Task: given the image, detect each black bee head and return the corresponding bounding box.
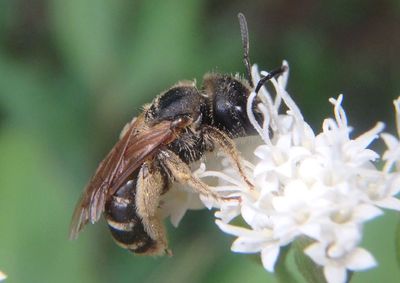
[203,74,262,138]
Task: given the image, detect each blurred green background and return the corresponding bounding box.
[0,0,399,282]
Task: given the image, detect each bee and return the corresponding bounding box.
[69,13,286,255]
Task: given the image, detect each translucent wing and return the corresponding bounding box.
[69,114,180,239]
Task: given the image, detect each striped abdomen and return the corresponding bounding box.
[104,173,156,254]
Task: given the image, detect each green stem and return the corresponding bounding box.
[396,216,400,268]
[293,238,327,283]
[275,245,300,283]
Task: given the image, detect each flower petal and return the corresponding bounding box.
[261,245,280,272]
[381,133,398,151]
[231,237,265,253]
[304,242,327,266]
[374,197,400,211]
[352,204,383,222]
[324,265,347,283]
[346,248,377,271]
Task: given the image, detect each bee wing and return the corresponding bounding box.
[69,116,177,239]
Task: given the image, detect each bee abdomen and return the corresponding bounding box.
[104,179,156,254]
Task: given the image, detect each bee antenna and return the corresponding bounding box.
[255,65,288,94]
[238,13,254,88]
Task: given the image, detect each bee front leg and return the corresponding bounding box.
[203,126,254,189]
[136,162,170,255]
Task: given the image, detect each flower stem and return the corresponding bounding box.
[293,238,327,283]
[275,245,299,283]
[396,216,400,268]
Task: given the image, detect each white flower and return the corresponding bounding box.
[158,60,400,283]
[305,242,377,283]
[382,98,400,172]
[160,184,204,227]
[192,62,400,283]
[160,163,206,227]
[216,220,280,272]
[0,271,6,281]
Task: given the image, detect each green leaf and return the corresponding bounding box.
[293,238,327,283]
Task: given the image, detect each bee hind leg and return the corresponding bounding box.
[136,162,170,255]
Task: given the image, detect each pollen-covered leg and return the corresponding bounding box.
[203,126,254,189]
[135,162,170,255]
[157,149,227,202]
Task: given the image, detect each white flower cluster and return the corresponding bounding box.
[165,62,400,283]
[0,271,6,281]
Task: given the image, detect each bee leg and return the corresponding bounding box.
[203,126,254,189]
[157,150,227,201]
[136,162,170,255]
